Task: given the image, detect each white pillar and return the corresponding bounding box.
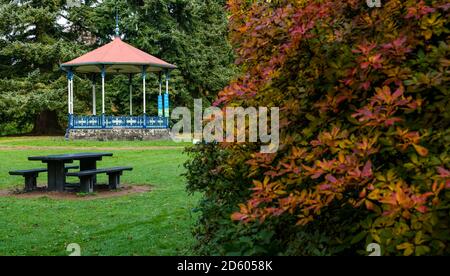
[92,77,96,115]
[71,80,73,113]
[67,77,71,114]
[101,68,105,114]
[142,68,146,114]
[158,75,163,117]
[165,74,169,94]
[71,78,74,113]
[165,72,169,118]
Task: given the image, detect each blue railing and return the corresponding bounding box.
[69,114,169,129]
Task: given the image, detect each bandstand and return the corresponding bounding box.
[61,32,176,140]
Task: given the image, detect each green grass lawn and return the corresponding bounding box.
[0,137,198,256]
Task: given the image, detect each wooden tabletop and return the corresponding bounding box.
[28,152,113,161]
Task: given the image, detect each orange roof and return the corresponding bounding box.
[61,37,176,74]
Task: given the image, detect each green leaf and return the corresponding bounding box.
[415,245,430,256]
[351,231,367,244]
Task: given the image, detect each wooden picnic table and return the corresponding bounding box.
[28,153,113,192]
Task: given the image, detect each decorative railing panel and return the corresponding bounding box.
[70,115,168,129]
[105,116,145,128]
[71,115,103,129]
[146,116,168,129]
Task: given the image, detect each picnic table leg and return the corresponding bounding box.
[108,172,121,189]
[80,159,97,185]
[24,174,37,192]
[47,161,66,192]
[80,175,94,193]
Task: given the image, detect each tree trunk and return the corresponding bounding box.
[32,110,64,135]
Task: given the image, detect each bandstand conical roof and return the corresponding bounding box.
[61,37,176,74]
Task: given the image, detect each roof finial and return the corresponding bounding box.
[115,2,120,37]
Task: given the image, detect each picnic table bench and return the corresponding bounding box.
[9,165,79,191]
[67,166,133,193]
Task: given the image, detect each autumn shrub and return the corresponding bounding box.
[185,0,450,255]
[185,142,280,255]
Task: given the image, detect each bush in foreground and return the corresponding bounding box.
[185,0,450,256]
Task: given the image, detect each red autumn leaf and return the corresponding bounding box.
[249,198,263,207]
[360,81,371,90]
[319,184,332,191]
[265,207,284,216]
[375,86,393,104]
[437,166,450,178]
[393,36,407,47]
[415,205,428,214]
[351,107,374,121]
[231,212,247,221]
[392,86,404,100]
[405,1,436,19]
[352,43,376,55]
[360,61,370,69]
[365,200,374,210]
[384,117,402,126]
[370,54,383,69]
[359,189,367,198]
[361,160,373,178]
[325,174,338,183]
[311,171,323,179]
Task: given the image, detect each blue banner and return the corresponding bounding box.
[158,94,163,117]
[164,93,169,118]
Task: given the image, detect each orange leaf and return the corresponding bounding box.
[365,200,374,210]
[412,144,429,157]
[231,212,247,221]
[395,185,407,205]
